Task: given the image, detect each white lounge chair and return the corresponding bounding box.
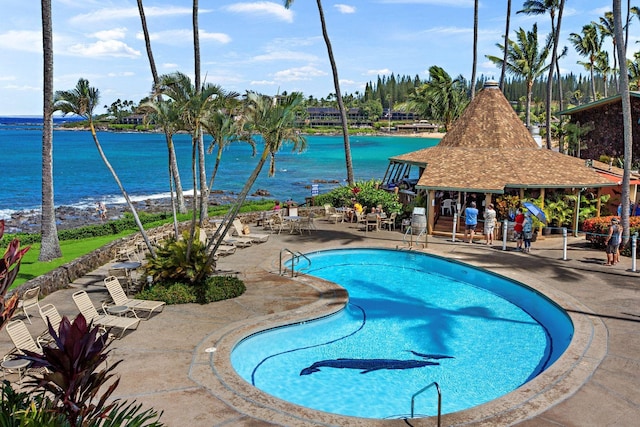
[198,229,236,256]
[2,320,44,383]
[72,290,140,339]
[103,276,165,320]
[210,223,253,248]
[17,286,41,324]
[37,303,63,345]
[232,219,269,243]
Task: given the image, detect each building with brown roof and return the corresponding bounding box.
[382,81,616,236]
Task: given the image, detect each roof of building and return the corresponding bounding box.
[389,81,616,193]
[558,91,640,115]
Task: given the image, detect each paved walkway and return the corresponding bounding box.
[2,219,639,426]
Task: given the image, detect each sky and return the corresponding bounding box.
[1,0,638,116]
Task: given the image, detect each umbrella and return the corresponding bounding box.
[522,201,547,225]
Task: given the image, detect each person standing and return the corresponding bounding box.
[484,203,497,246]
[604,218,622,266]
[464,201,478,243]
[523,212,533,253]
[514,209,525,251]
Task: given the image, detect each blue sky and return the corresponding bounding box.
[0,1,635,115]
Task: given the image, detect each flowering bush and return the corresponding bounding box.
[582,216,640,249]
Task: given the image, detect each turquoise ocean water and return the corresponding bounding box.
[0,117,439,219]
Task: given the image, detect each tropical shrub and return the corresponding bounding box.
[314,180,403,214]
[1,219,29,330]
[583,216,640,251]
[137,282,196,305]
[143,228,214,285]
[137,275,245,305]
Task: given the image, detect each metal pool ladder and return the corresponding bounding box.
[410,381,441,426]
[279,248,311,277]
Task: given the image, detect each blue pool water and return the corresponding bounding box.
[231,249,573,419]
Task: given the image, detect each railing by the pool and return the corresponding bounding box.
[410,381,441,426]
[279,248,311,277]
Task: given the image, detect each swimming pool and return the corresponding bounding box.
[231,248,574,419]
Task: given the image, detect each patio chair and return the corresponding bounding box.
[381,212,398,231]
[441,199,454,216]
[326,206,343,224]
[232,219,269,243]
[103,276,166,320]
[210,223,253,248]
[265,212,286,234]
[72,290,140,339]
[365,213,380,232]
[17,286,41,324]
[2,320,44,383]
[356,211,367,230]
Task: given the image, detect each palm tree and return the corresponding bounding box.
[401,66,468,132]
[54,79,156,258]
[197,92,307,282]
[39,0,61,262]
[614,0,633,244]
[594,50,611,97]
[471,0,479,99]
[202,106,254,191]
[517,0,564,149]
[192,0,209,221]
[569,23,603,101]
[598,12,619,91]
[284,0,354,186]
[499,0,512,91]
[486,24,551,128]
[136,0,187,216]
[628,53,640,90]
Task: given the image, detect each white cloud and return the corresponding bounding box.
[0,30,41,53]
[273,66,327,81]
[69,6,194,24]
[250,79,277,85]
[0,76,16,81]
[225,2,294,23]
[92,28,128,41]
[139,30,231,45]
[162,63,179,69]
[3,84,39,91]
[107,71,135,77]
[378,0,472,6]
[335,4,356,14]
[67,40,141,58]
[365,68,392,75]
[252,50,319,62]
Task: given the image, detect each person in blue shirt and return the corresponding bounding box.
[464,201,478,243]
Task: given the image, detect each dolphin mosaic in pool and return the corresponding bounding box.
[300,352,453,375]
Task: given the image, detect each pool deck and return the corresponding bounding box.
[2,219,639,426]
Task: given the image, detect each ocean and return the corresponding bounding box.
[0,116,439,219]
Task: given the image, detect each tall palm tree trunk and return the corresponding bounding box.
[499,0,511,90]
[471,0,478,99]
[614,0,633,243]
[39,0,62,261]
[192,0,209,221]
[88,121,156,258]
[136,0,187,215]
[316,0,354,185]
[545,0,564,150]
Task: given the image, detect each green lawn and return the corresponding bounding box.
[14,231,134,287]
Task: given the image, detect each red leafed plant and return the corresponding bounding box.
[0,219,30,331]
[351,186,361,195]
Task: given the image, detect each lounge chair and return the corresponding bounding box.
[37,303,63,345]
[232,219,269,243]
[16,286,41,324]
[2,320,44,383]
[72,290,140,339]
[103,276,165,320]
[198,229,236,256]
[210,223,253,248]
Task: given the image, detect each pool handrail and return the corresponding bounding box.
[410,381,441,425]
[279,248,311,277]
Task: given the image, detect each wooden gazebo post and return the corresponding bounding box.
[539,188,546,236]
[427,190,436,234]
[596,188,602,217]
[572,188,580,237]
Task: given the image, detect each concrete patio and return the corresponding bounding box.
[1,218,639,426]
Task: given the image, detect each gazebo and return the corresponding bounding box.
[386,81,617,236]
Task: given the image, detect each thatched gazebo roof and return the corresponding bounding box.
[390,81,616,194]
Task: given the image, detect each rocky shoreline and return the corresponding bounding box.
[4,190,273,234]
